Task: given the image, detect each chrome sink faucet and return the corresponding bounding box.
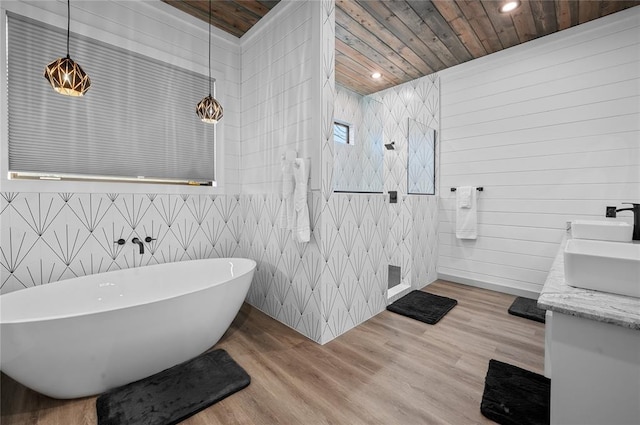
[606,203,640,241]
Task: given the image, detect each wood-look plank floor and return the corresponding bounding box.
[1,280,545,425]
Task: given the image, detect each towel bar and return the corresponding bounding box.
[451,187,483,192]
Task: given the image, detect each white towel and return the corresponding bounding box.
[292,158,310,243]
[456,186,477,239]
[279,159,295,230]
[457,186,472,209]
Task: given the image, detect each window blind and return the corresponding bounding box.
[7,13,216,184]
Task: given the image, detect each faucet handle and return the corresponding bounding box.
[114,238,125,245]
[144,236,156,243]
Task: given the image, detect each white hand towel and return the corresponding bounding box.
[456,186,477,239]
[457,186,472,209]
[279,159,295,230]
[292,158,310,243]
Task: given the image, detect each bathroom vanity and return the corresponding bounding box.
[538,236,640,425]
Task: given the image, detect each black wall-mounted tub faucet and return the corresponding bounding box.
[132,237,144,254]
[607,203,640,241]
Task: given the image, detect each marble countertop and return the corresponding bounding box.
[537,233,640,330]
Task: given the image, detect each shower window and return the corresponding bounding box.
[334,121,351,145]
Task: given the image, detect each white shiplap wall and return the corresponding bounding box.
[239,0,319,194]
[438,8,640,297]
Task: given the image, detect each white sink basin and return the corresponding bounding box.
[564,239,640,298]
[571,219,633,242]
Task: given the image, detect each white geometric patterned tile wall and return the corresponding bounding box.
[320,0,336,201]
[238,192,324,343]
[0,190,327,343]
[411,195,439,287]
[0,189,437,345]
[313,192,438,343]
[318,193,390,343]
[0,192,241,294]
[375,76,441,294]
[373,74,440,196]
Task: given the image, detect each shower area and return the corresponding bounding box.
[319,73,442,340]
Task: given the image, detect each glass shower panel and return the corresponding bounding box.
[407,118,435,195]
[333,89,384,193]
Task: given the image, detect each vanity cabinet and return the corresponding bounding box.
[546,311,640,424]
[539,236,640,425]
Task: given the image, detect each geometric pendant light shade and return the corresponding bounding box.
[44,55,91,96]
[196,81,223,123]
[196,0,223,123]
[44,0,90,96]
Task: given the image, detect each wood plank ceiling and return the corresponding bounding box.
[166,0,639,95]
[162,0,280,38]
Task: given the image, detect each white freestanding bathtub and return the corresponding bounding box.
[0,257,256,399]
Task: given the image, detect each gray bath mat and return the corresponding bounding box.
[96,349,250,425]
[386,290,457,324]
[508,297,546,323]
[481,359,550,425]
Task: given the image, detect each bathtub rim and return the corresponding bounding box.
[0,257,256,325]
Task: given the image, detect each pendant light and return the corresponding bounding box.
[44,0,91,96]
[197,0,223,123]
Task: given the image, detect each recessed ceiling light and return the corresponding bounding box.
[499,1,520,13]
[371,72,381,79]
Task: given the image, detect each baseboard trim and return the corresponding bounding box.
[437,273,540,299]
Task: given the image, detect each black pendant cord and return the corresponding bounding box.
[66,0,70,58]
[208,0,211,96]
